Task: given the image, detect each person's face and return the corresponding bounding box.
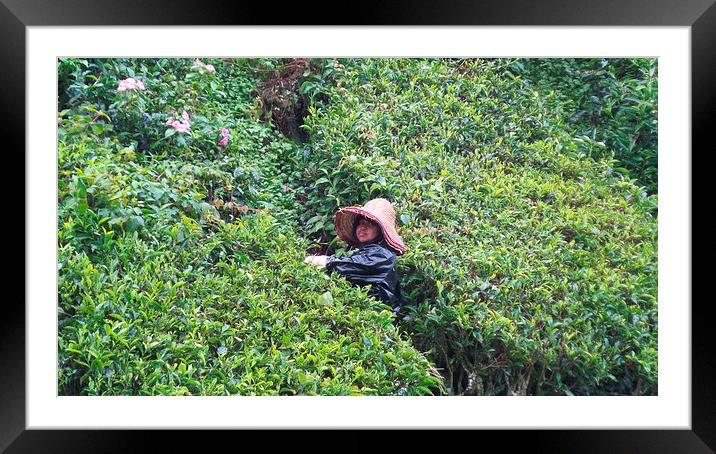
[355,218,379,244]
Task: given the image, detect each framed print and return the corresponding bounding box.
[6,0,714,451]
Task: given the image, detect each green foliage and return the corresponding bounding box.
[58,58,442,396]
[299,59,346,103]
[58,57,658,397]
[300,58,658,395]
[511,58,658,194]
[58,211,442,395]
[59,58,236,155]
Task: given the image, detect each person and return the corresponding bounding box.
[304,198,406,313]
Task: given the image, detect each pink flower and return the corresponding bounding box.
[192,59,217,73]
[117,77,145,92]
[219,128,230,145]
[170,120,190,133]
[166,110,191,133]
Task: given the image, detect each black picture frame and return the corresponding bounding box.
[5,0,713,452]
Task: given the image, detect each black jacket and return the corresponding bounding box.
[325,241,401,308]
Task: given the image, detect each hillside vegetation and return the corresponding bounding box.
[513,58,658,194]
[58,58,441,395]
[58,57,658,396]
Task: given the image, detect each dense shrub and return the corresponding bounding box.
[299,58,658,395]
[511,58,658,194]
[58,210,441,395]
[57,58,442,395]
[58,57,658,396]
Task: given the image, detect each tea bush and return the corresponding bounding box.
[511,58,658,194]
[58,211,442,395]
[58,57,658,396]
[58,58,442,395]
[299,58,658,395]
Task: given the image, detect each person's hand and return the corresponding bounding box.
[304,255,329,268]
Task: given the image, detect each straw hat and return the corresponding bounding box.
[334,198,406,255]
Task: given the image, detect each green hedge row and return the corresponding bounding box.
[299,58,658,395]
[511,58,658,194]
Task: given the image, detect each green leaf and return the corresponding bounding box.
[305,215,324,226]
[126,215,145,232]
[75,177,87,198]
[317,292,333,306]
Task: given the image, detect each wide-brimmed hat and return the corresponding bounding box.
[334,198,406,255]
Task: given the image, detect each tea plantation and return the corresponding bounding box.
[58,57,658,396]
